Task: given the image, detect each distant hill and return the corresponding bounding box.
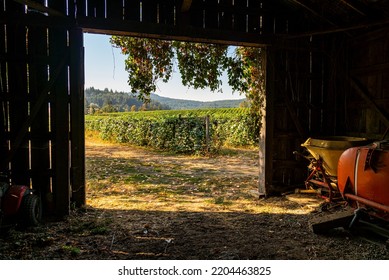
[150,93,246,109]
[85,87,170,112]
[85,87,246,112]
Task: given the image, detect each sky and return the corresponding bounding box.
[83,33,244,102]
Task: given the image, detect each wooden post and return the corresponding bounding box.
[28,25,51,214]
[49,26,70,217]
[205,115,210,152]
[258,47,274,197]
[0,20,7,173]
[70,28,86,207]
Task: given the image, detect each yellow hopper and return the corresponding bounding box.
[302,136,370,177]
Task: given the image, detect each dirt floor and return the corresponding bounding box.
[1,136,389,260]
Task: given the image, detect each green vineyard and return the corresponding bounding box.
[85,108,259,154]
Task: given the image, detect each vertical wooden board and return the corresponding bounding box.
[366,108,380,135]
[233,0,247,32]
[159,1,175,25]
[260,47,275,196]
[124,0,141,21]
[47,0,67,14]
[28,26,52,213]
[274,107,287,131]
[87,0,106,18]
[107,0,124,19]
[0,21,7,172]
[49,26,70,217]
[383,73,389,98]
[368,39,384,68]
[142,0,158,24]
[259,1,274,34]
[76,0,87,17]
[6,23,30,185]
[4,0,25,14]
[204,0,219,29]
[218,0,233,30]
[69,28,86,207]
[67,0,77,17]
[247,1,261,33]
[310,79,324,134]
[187,0,201,27]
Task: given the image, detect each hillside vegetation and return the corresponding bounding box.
[150,94,247,109]
[85,87,246,113]
[85,108,259,154]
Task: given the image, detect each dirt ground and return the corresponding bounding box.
[1,137,389,260]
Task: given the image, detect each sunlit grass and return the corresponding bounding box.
[85,134,319,216]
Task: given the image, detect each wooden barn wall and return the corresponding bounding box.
[0,1,85,217]
[74,0,280,46]
[2,0,358,204]
[265,37,330,193]
[343,28,389,140]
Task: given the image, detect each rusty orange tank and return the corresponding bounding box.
[338,141,389,221]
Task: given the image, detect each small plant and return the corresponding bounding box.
[62,245,81,256]
[90,226,110,235]
[214,196,225,204]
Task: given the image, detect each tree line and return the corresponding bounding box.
[85,87,170,114]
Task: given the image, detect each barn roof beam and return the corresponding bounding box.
[288,0,338,28]
[282,17,389,39]
[339,0,366,16]
[11,0,65,17]
[79,18,270,47]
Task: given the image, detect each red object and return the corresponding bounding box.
[338,143,389,220]
[3,185,28,216]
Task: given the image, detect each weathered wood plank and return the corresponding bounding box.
[0,19,7,172]
[49,25,70,217]
[87,0,105,18]
[124,0,140,21]
[259,48,273,196]
[79,17,270,47]
[28,25,52,214]
[106,0,124,19]
[203,0,219,29]
[158,1,175,25]
[142,0,158,24]
[69,28,86,207]
[351,77,389,128]
[6,21,30,185]
[310,208,355,234]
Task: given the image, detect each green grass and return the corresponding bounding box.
[86,107,250,120]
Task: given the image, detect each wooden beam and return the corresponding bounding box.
[259,47,274,197]
[11,0,65,17]
[339,0,366,16]
[79,18,270,47]
[284,18,389,39]
[181,0,193,13]
[288,0,338,27]
[350,77,389,127]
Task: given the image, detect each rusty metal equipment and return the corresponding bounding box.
[338,140,389,222]
[297,137,370,201]
[301,138,389,238]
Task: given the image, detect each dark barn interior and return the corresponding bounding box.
[1,0,389,218]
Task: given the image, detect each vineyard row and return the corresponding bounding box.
[85,108,259,154]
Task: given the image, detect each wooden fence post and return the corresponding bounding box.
[205,115,210,152]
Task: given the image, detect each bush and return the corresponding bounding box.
[85,108,259,154]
